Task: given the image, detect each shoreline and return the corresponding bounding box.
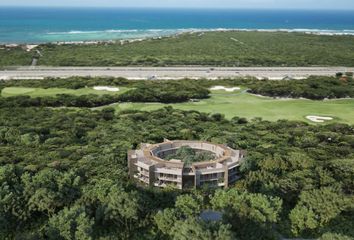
[1,28,354,45]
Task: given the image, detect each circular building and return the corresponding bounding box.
[128,139,245,189]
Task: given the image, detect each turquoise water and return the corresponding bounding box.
[1,7,354,43]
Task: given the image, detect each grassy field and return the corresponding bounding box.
[2,86,354,124]
[111,89,354,124]
[1,31,354,67]
[1,87,130,97]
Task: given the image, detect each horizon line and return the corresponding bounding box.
[1,6,354,11]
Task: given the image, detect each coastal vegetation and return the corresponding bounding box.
[248,75,354,99]
[1,31,354,67]
[0,105,353,239]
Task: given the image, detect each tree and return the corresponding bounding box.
[289,187,350,236]
[172,218,235,240]
[0,165,28,237]
[175,194,204,217]
[105,186,139,222]
[22,169,81,215]
[212,189,282,224]
[166,147,215,164]
[81,180,140,238]
[154,208,179,235]
[47,205,94,240]
[319,232,352,240]
[154,192,234,239]
[327,158,354,194]
[101,107,115,121]
[211,189,282,239]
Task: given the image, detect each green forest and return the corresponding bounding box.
[0,76,353,239]
[1,31,354,67]
[1,107,353,239]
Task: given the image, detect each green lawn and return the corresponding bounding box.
[111,89,354,124]
[3,86,353,124]
[1,87,131,97]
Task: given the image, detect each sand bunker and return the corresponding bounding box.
[210,86,241,92]
[306,116,333,123]
[25,45,38,52]
[93,86,120,92]
[230,37,245,44]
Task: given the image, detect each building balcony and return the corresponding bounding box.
[183,171,196,176]
[134,174,150,184]
[134,162,151,171]
[227,161,240,169]
[155,168,183,175]
[140,172,150,178]
[200,177,223,183]
[154,181,182,189]
[198,166,225,174]
[157,176,182,183]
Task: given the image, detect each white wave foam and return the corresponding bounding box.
[48,29,142,35]
[106,29,138,33]
[46,28,354,37]
[48,30,99,35]
[146,29,164,32]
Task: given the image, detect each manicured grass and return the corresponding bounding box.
[111,89,354,124]
[3,86,353,124]
[1,87,131,97]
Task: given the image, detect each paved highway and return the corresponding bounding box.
[0,67,352,80]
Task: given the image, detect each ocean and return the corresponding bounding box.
[1,7,354,44]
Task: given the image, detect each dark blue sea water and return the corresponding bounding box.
[1,7,354,43]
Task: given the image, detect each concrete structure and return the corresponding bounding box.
[128,139,245,189]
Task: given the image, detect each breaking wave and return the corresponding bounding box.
[46,28,354,36]
[47,29,142,35]
[33,28,354,44]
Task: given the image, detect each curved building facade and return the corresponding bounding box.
[128,139,245,189]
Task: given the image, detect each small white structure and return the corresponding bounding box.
[93,86,120,92]
[306,115,333,123]
[210,86,241,92]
